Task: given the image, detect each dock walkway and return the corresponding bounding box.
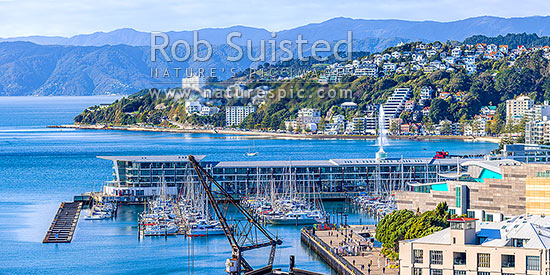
[43,202,82,243]
[301,225,398,275]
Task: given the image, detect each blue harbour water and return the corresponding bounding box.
[0,97,498,274]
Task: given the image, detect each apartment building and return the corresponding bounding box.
[400,216,550,275]
[383,88,412,128]
[181,75,205,91]
[506,96,534,124]
[225,106,255,126]
[184,101,202,114]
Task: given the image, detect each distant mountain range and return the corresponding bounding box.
[3,16,550,47]
[2,16,550,96]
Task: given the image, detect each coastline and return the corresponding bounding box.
[48,124,502,143]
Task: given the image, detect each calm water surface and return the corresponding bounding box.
[0,97,498,274]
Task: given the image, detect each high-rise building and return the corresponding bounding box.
[225,106,255,126]
[181,75,206,91]
[383,88,411,128]
[506,96,534,123]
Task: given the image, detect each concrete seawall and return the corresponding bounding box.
[301,228,362,275]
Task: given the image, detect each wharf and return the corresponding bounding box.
[301,225,398,275]
[43,202,82,243]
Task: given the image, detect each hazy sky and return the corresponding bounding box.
[1,0,549,37]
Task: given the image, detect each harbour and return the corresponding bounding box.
[0,96,500,274]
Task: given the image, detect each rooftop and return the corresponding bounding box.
[410,215,550,249]
[97,155,206,162]
[97,156,469,167]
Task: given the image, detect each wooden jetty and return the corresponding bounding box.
[43,202,82,243]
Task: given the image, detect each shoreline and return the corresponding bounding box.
[48,124,502,143]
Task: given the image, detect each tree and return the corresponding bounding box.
[376,202,450,261]
[429,98,450,123]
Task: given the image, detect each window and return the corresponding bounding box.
[414,268,422,275]
[454,271,466,275]
[430,269,442,275]
[501,254,515,268]
[477,253,490,268]
[467,210,475,218]
[456,186,461,207]
[453,252,466,265]
[485,214,493,222]
[477,272,490,275]
[513,238,527,247]
[430,251,443,265]
[451,222,464,230]
[527,256,540,271]
[414,249,423,264]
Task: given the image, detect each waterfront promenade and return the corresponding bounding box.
[302,225,398,275]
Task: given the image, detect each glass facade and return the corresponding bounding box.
[101,156,462,197]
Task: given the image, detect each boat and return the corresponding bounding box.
[84,201,115,220]
[187,220,225,237]
[143,223,179,236]
[267,211,321,225]
[84,211,111,220]
[246,140,258,156]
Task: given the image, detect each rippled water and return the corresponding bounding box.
[0,96,498,274]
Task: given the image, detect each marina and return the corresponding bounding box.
[0,97,500,274]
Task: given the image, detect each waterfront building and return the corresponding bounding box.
[525,102,550,122]
[99,155,464,200]
[396,159,550,221]
[200,106,220,116]
[506,96,534,124]
[297,108,322,125]
[501,144,550,163]
[225,106,255,126]
[525,119,550,144]
[400,216,550,275]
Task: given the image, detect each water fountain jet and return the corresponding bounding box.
[376,105,388,160]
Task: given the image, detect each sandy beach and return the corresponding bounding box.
[48,124,502,143]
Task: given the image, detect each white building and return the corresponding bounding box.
[340,102,358,110]
[383,88,412,128]
[526,119,550,144]
[451,47,462,57]
[420,86,433,104]
[464,117,488,137]
[225,106,255,126]
[181,75,206,91]
[200,106,220,116]
[400,216,550,275]
[184,101,202,114]
[506,96,534,124]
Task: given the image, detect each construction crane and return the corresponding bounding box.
[188,155,283,275]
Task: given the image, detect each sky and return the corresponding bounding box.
[0,0,549,37]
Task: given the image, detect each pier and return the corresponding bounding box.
[43,202,82,243]
[301,225,398,275]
